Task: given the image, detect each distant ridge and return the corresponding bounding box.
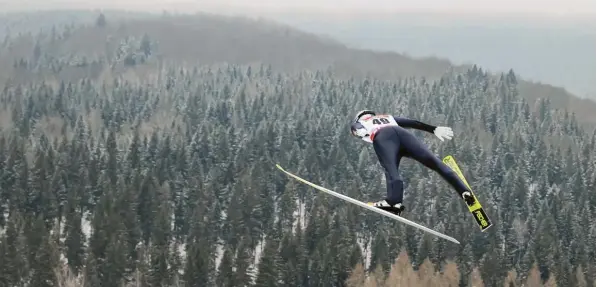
[0,11,593,126]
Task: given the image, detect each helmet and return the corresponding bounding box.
[350,110,375,137]
[352,110,376,123]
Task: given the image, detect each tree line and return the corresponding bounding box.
[0,44,594,286]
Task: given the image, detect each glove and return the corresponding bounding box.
[434,126,454,142]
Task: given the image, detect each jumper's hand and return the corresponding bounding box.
[434,126,454,142]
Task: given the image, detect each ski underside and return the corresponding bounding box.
[441,155,492,231]
[275,164,461,244]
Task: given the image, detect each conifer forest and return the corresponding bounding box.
[0,11,594,287]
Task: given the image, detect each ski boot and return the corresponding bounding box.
[461,191,476,206]
[368,200,405,216]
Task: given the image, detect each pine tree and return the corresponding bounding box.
[64,209,85,275]
[0,136,6,228]
[29,222,60,287]
[233,237,256,286]
[278,180,298,232]
[115,175,142,274]
[138,174,158,244]
[184,207,214,287]
[1,212,28,286]
[216,247,234,287]
[106,128,119,186]
[479,239,506,287]
[0,235,9,286]
[533,202,558,280]
[101,194,130,286]
[254,236,281,287]
[5,136,28,215]
[149,182,173,287]
[184,239,212,287]
[28,148,50,220]
[127,129,141,178]
[369,230,390,273]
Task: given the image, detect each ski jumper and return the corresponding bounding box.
[352,114,470,206]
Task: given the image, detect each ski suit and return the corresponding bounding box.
[353,114,470,206]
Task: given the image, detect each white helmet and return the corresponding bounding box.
[350,110,376,138]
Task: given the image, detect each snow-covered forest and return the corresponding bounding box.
[0,11,594,287]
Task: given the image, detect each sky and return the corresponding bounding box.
[196,0,596,16]
[1,0,595,18]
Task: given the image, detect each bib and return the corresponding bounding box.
[357,114,398,143]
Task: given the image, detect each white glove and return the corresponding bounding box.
[434,126,454,142]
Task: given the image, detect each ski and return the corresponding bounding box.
[275,164,461,244]
[442,155,492,231]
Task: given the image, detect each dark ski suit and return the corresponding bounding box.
[372,117,470,206]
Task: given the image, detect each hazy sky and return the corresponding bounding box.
[196,0,596,16]
[2,0,595,18]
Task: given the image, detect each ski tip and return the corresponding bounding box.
[480,223,493,232]
[275,164,284,170]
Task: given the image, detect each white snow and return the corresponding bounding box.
[251,238,265,277]
[528,182,538,195]
[357,234,371,270]
[248,240,263,285]
[82,211,92,242]
[292,199,307,233]
[0,210,7,236]
[220,209,228,221]
[171,211,176,233]
[215,242,224,271]
[177,242,187,266]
